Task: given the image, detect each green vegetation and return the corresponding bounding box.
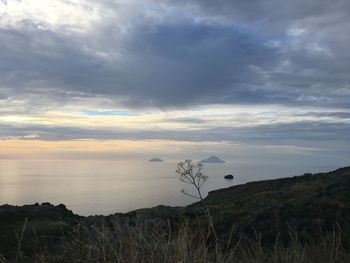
[1,166,350,262]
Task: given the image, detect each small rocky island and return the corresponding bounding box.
[149,157,164,162]
[200,156,225,163]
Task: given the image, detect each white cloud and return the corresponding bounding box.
[0,0,100,32]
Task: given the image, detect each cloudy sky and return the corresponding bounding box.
[0,0,349,166]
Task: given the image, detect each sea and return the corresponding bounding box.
[0,160,342,216]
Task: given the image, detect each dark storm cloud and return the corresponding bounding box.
[0,22,280,108]
[164,0,350,28]
[1,0,349,109]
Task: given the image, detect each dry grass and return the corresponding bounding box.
[5,211,348,263]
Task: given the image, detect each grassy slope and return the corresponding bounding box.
[186,166,350,244]
[0,166,349,260]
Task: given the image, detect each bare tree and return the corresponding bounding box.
[176,159,208,200]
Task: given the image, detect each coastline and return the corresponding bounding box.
[1,166,350,261]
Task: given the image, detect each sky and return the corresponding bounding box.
[0,0,349,166]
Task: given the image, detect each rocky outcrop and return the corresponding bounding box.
[0,203,80,258]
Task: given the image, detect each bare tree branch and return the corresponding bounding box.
[180,190,201,200]
[176,159,207,201]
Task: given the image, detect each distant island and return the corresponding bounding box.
[149,157,164,162]
[200,156,225,163]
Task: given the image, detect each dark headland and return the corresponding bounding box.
[1,166,350,262]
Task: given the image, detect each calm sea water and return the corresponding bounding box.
[0,160,341,215]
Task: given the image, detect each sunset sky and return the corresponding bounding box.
[0,0,349,165]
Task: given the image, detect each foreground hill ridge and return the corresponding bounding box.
[202,165,350,202]
[0,165,349,260]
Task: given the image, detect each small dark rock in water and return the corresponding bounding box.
[224,174,234,180]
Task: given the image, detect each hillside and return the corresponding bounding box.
[187,166,350,244]
[1,166,349,261]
